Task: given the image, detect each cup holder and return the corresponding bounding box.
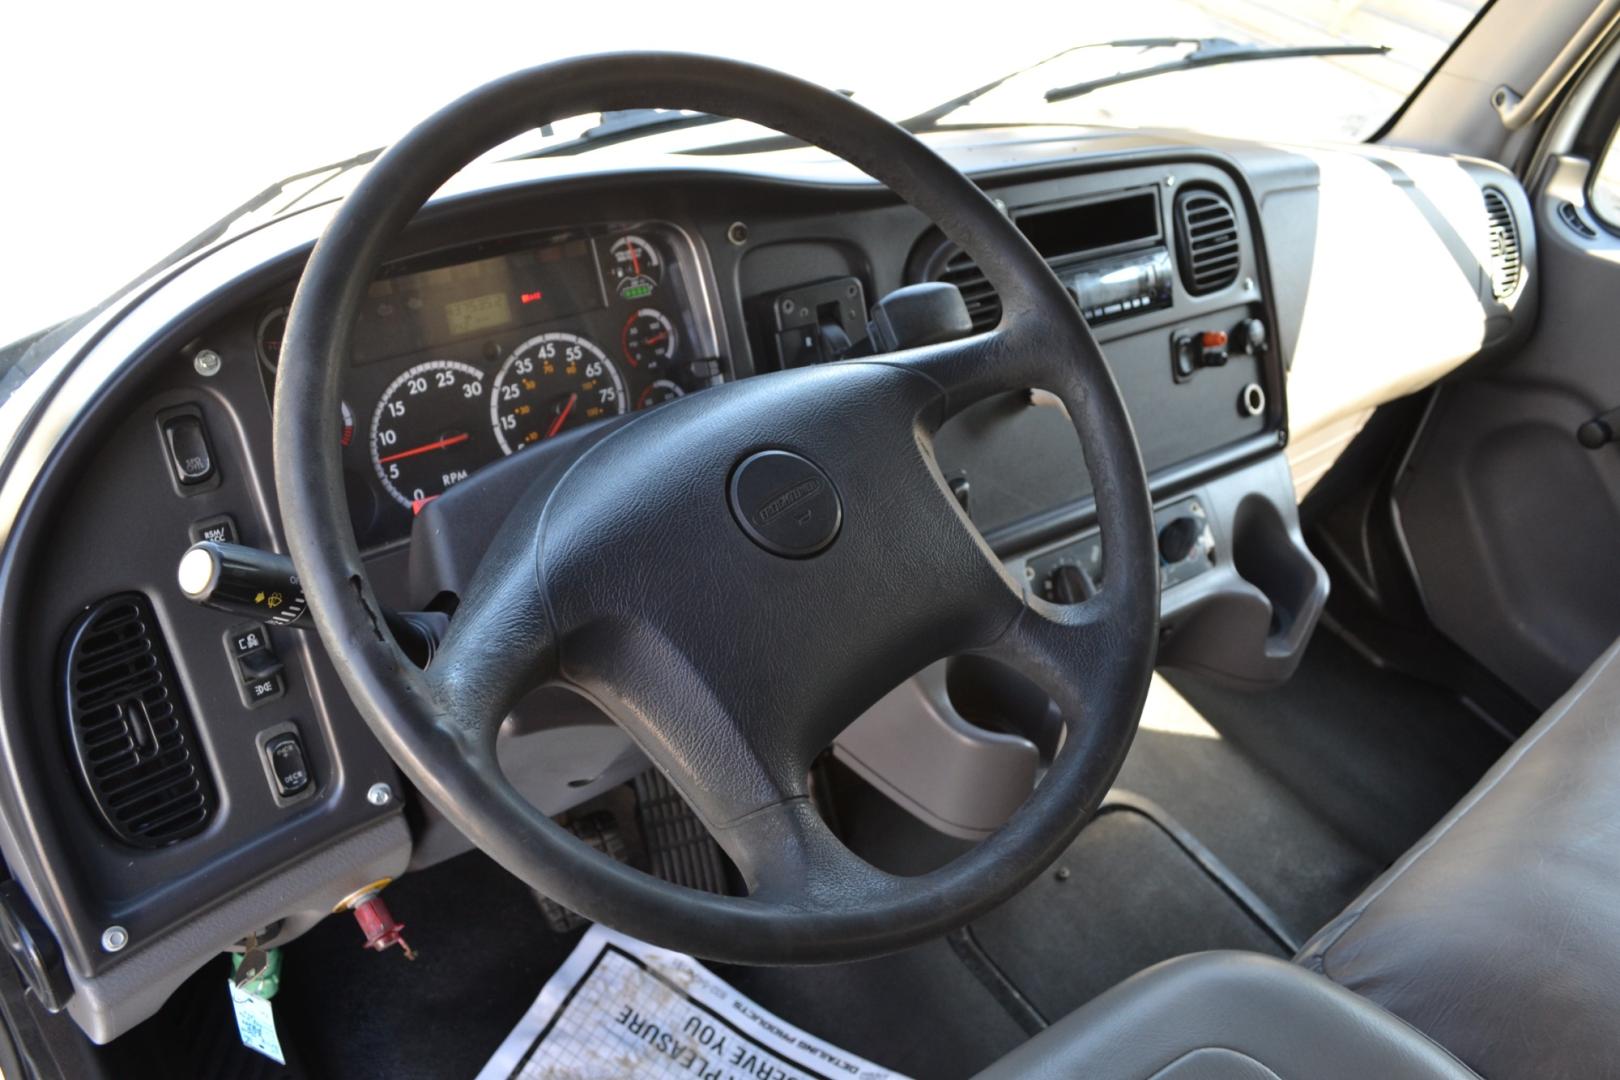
[1230,494,1321,651]
[1159,486,1328,685]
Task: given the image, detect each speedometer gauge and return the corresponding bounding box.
[370,359,492,513]
[608,235,662,300]
[491,332,626,454]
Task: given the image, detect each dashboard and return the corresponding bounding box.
[0,124,1537,1044]
[250,223,724,547]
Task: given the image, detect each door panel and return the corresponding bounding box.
[1396,155,1620,707]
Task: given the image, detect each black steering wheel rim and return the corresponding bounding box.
[274,53,1159,965]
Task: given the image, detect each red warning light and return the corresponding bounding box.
[520,291,544,305]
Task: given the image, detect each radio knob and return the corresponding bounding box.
[1158,517,1203,564]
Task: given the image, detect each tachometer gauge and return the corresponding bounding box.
[636,380,685,410]
[370,359,492,513]
[621,308,678,370]
[256,306,288,368]
[608,235,662,300]
[491,332,626,453]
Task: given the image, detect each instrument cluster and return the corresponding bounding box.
[257,222,723,547]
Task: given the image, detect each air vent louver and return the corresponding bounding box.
[60,595,215,847]
[938,248,1003,333]
[1173,187,1240,295]
[1483,187,1523,300]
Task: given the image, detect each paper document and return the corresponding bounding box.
[477,924,907,1080]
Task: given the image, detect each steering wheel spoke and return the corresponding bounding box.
[883,319,1068,427]
[720,797,890,907]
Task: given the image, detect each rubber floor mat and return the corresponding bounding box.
[967,805,1286,1022]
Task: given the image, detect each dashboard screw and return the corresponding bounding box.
[101,926,129,953]
[367,783,394,807]
[727,221,749,246]
[1054,867,1071,882]
[192,349,222,377]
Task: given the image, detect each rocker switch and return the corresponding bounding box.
[264,734,310,797]
[162,414,214,485]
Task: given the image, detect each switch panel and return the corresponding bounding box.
[1026,495,1217,603]
[225,624,285,708]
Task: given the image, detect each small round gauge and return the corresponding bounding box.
[608,235,663,300]
[636,380,686,410]
[370,359,492,512]
[256,306,288,368]
[491,332,626,454]
[621,309,678,370]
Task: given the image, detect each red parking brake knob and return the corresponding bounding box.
[1200,330,1229,349]
[349,891,416,960]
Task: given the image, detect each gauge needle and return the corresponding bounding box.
[378,432,469,464]
[628,242,641,276]
[644,332,667,346]
[545,394,578,440]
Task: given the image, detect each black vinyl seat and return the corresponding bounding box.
[974,951,1475,1079]
[1296,636,1620,1079]
[979,637,1620,1079]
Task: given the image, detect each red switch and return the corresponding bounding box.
[337,882,416,959]
[1200,330,1229,349]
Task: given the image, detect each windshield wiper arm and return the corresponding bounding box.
[512,108,732,159]
[1044,38,1388,103]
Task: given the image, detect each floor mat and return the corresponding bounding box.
[1166,630,1509,865]
[965,806,1287,1023]
[1114,679,1384,943]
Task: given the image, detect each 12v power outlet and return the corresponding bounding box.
[728,450,842,558]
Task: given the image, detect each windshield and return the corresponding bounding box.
[1,0,1485,345]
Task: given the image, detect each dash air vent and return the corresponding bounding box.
[1173,187,1240,295]
[60,595,215,847]
[937,248,1003,333]
[1483,187,1523,300]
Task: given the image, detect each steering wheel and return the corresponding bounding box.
[273,53,1158,965]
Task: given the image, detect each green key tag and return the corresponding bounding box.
[228,981,286,1065]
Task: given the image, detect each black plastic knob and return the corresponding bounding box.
[1049,564,1095,604]
[1157,517,1202,564]
[1236,317,1268,355]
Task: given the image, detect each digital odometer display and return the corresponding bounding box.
[351,237,607,364]
[444,291,512,337]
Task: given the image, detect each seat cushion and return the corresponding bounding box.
[974,951,1474,1080]
[1297,636,1620,1080]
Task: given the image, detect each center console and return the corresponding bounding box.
[830,159,1328,839]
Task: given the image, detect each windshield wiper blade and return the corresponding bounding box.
[896,38,1204,132]
[512,108,732,159]
[1044,38,1389,103]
